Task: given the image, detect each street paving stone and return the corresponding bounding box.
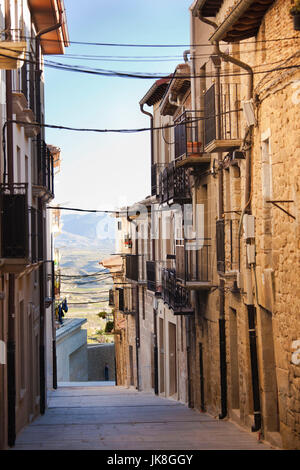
[13,384,275,450]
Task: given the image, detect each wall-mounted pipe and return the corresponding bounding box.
[183,49,190,63]
[140,103,153,166]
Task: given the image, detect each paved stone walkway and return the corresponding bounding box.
[14,384,274,450]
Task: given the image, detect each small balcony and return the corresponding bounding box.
[174,110,211,168]
[125,254,139,282]
[159,162,191,205]
[32,140,54,200]
[30,205,43,264]
[176,239,212,290]
[161,268,194,315]
[204,83,242,153]
[0,184,42,272]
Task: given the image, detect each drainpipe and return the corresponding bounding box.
[140,104,153,166]
[35,15,63,414]
[4,0,16,448]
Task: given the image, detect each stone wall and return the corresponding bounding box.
[56,319,88,382]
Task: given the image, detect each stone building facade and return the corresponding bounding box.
[108,0,300,449]
[0,0,68,449]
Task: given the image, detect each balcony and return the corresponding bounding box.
[125,254,139,282]
[32,140,54,200]
[0,184,42,273]
[146,260,156,292]
[174,110,211,168]
[204,83,242,153]
[176,239,212,290]
[161,268,193,315]
[159,161,191,205]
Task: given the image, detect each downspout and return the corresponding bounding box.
[140,104,154,197]
[35,15,63,415]
[139,104,153,166]
[4,0,16,448]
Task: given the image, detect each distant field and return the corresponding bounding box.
[57,247,114,344]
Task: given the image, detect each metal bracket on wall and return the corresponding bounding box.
[266,200,295,220]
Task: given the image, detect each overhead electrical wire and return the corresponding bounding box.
[0,47,299,81]
[60,291,110,294]
[67,300,109,305]
[58,271,109,278]
[15,33,300,47]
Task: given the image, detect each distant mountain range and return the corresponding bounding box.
[54,213,116,251]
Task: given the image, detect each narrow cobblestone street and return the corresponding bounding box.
[13,384,274,450]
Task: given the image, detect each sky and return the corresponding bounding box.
[44,0,192,212]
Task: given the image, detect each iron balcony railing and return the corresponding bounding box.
[174,110,205,161]
[159,161,191,204]
[146,260,156,292]
[176,239,211,284]
[0,183,29,259]
[204,83,242,147]
[161,268,193,315]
